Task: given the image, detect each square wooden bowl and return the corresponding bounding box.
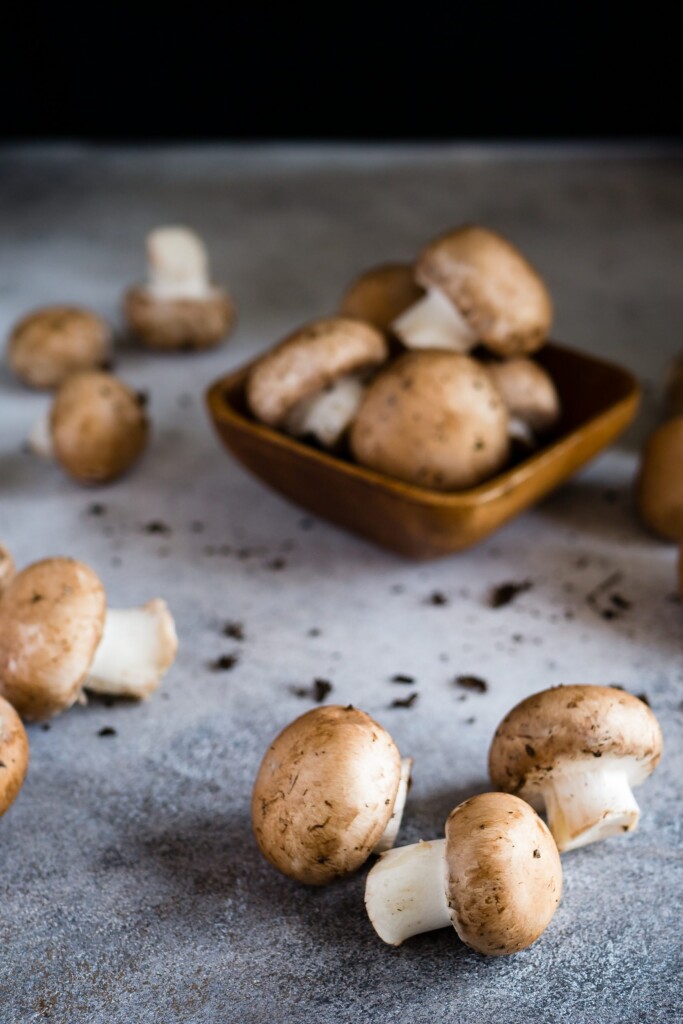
[206,342,640,558]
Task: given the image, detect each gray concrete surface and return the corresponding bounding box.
[0,145,681,1023]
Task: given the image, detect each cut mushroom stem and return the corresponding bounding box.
[365,839,450,945]
[28,410,53,458]
[86,600,178,699]
[374,757,413,853]
[541,764,640,852]
[392,288,477,353]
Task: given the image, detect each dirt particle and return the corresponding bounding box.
[144,520,171,535]
[390,692,418,709]
[489,580,533,608]
[391,674,415,685]
[88,502,107,516]
[223,621,245,641]
[268,557,287,571]
[292,679,333,703]
[427,591,448,606]
[98,726,117,738]
[456,675,488,694]
[210,654,239,672]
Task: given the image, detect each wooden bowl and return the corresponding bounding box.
[206,342,640,558]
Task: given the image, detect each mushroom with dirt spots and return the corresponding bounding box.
[488,685,662,852]
[7,305,111,390]
[365,792,561,953]
[0,557,177,721]
[252,705,412,884]
[0,696,29,818]
[339,263,424,332]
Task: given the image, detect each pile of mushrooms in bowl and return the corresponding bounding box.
[245,225,561,491]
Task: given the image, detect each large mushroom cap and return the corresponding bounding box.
[350,350,509,490]
[0,558,106,720]
[416,226,552,357]
[0,696,29,817]
[246,317,388,428]
[486,357,560,434]
[7,305,110,390]
[50,371,149,484]
[124,287,235,352]
[252,705,402,885]
[637,416,683,541]
[489,685,662,799]
[445,792,562,955]
[339,263,424,331]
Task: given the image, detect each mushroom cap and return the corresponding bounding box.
[252,705,402,885]
[350,351,510,490]
[7,305,110,390]
[489,685,662,800]
[50,371,149,484]
[0,696,29,817]
[247,317,388,428]
[444,792,562,955]
[637,416,683,541]
[415,226,552,357]
[124,286,235,351]
[486,357,560,434]
[0,557,106,720]
[339,263,424,331]
[0,545,15,595]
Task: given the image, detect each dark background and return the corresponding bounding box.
[3,7,680,141]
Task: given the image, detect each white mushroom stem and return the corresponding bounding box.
[284,373,367,448]
[540,765,641,852]
[392,288,477,353]
[508,415,536,448]
[147,226,210,300]
[365,838,450,945]
[86,600,178,699]
[374,757,413,853]
[27,410,53,458]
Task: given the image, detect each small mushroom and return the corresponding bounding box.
[393,225,552,357]
[339,263,424,331]
[365,792,561,953]
[350,351,510,490]
[0,557,178,721]
[0,545,15,596]
[0,696,29,819]
[637,416,683,540]
[29,371,148,485]
[7,305,111,390]
[124,226,235,351]
[486,357,561,445]
[489,685,662,852]
[252,705,412,884]
[247,318,388,448]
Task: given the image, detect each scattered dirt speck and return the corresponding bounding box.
[456,675,488,694]
[489,581,533,608]
[390,692,418,709]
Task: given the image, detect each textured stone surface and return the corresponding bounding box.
[0,145,681,1023]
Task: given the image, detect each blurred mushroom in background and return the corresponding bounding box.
[6,305,111,389]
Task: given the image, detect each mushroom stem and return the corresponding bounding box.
[508,414,536,448]
[374,756,413,853]
[147,227,210,300]
[284,373,367,448]
[392,288,477,353]
[365,838,450,945]
[27,410,53,458]
[541,765,640,852]
[86,600,178,699]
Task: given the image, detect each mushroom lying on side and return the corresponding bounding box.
[489,685,662,852]
[0,696,29,819]
[247,318,388,449]
[7,305,111,390]
[124,226,235,351]
[350,351,509,490]
[637,416,683,541]
[252,705,412,884]
[29,371,149,485]
[365,792,561,954]
[0,557,178,720]
[486,357,561,446]
[392,225,552,357]
[339,263,424,332]
[0,545,15,595]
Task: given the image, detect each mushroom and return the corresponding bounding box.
[0,696,29,819]
[0,545,15,596]
[664,351,683,417]
[350,351,510,490]
[246,318,388,448]
[252,705,412,884]
[637,416,683,541]
[0,557,178,720]
[486,357,561,445]
[29,371,149,484]
[339,263,424,331]
[365,792,561,953]
[392,225,552,357]
[489,685,662,852]
[124,226,235,351]
[7,305,111,390]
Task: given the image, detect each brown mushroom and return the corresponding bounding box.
[486,357,561,443]
[339,263,424,331]
[365,792,562,953]
[350,351,510,490]
[637,416,683,540]
[0,696,29,818]
[7,305,111,390]
[489,685,662,852]
[393,225,552,357]
[252,705,412,885]
[124,226,235,351]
